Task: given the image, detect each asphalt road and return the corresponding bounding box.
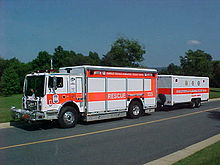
[0,101,220,165]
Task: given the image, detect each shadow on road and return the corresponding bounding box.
[10,120,59,131]
[9,113,153,131]
[78,117,124,126]
[156,103,192,112]
[9,117,125,131]
[208,111,220,121]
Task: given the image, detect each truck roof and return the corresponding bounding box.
[60,65,157,73]
[26,72,69,76]
[158,75,209,79]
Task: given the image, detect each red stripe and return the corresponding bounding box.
[158,88,209,95]
[158,88,172,95]
[47,93,83,104]
[88,91,156,102]
[87,70,157,78]
[173,88,209,94]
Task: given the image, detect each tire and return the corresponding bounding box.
[58,106,78,128]
[195,99,201,108]
[127,101,143,119]
[190,100,196,108]
[158,94,166,105]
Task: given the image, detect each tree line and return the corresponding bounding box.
[0,37,219,96]
[160,49,220,88]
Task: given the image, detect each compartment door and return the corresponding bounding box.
[87,78,105,112]
[107,78,127,111]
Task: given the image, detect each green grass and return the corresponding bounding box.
[173,141,220,165]
[210,88,220,99]
[0,94,22,123]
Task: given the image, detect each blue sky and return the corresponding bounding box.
[0,0,220,67]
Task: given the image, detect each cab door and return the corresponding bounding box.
[48,75,68,104]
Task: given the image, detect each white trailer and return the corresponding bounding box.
[157,75,209,108]
[12,65,157,128]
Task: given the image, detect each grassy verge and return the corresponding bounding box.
[210,88,220,99]
[0,94,22,123]
[173,141,220,165]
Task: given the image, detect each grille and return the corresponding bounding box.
[26,100,38,110]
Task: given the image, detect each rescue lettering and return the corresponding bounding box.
[107,93,126,100]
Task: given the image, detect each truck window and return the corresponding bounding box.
[48,77,63,88]
[57,78,63,88]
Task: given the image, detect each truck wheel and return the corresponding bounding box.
[58,106,78,128]
[195,99,201,108]
[127,101,143,119]
[190,100,196,108]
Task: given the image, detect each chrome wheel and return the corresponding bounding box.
[132,105,140,116]
[63,111,75,125]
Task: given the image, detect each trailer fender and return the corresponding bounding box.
[157,94,166,105]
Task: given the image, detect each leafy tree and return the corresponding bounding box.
[102,37,145,67]
[180,49,213,77]
[87,51,101,65]
[53,46,65,68]
[53,46,101,68]
[0,67,20,96]
[212,61,220,87]
[0,57,8,78]
[31,51,52,70]
[7,58,32,92]
[167,63,182,75]
[159,63,183,75]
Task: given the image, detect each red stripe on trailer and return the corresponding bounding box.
[173,88,209,94]
[158,88,209,95]
[158,88,172,95]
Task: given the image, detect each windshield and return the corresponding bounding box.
[25,75,45,97]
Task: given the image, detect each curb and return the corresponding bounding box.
[144,134,220,165]
[0,122,12,129]
[208,98,220,102]
[0,121,28,129]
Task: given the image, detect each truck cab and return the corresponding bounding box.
[12,72,80,124]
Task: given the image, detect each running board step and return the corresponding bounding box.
[85,112,127,122]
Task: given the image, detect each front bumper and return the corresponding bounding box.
[11,107,45,121]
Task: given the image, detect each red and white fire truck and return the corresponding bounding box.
[157,75,209,108]
[12,65,157,128]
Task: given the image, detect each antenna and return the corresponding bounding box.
[50,58,53,70]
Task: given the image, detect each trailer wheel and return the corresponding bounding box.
[190,100,196,108]
[127,101,143,119]
[58,106,78,128]
[195,99,201,108]
[158,94,166,105]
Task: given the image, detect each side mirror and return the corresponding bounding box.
[53,77,57,91]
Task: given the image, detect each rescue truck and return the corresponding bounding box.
[157,75,209,108]
[11,65,157,128]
